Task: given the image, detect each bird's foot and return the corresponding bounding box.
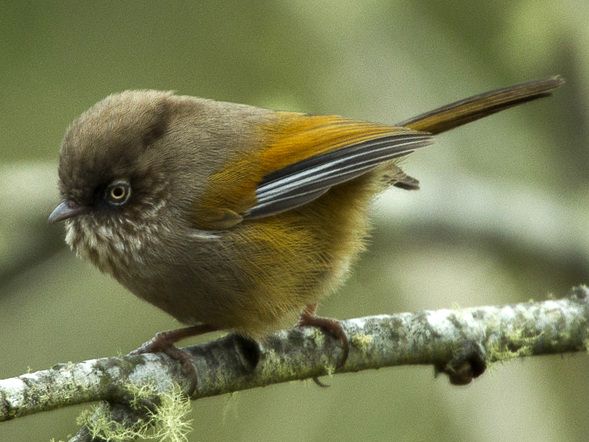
[129,324,217,394]
[298,304,349,385]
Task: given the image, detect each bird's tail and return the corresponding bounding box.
[398,76,564,135]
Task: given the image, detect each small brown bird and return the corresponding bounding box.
[49,77,563,373]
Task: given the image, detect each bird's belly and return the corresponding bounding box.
[123,174,378,338]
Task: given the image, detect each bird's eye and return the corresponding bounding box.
[105,180,131,206]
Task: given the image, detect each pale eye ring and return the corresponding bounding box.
[105,179,131,206]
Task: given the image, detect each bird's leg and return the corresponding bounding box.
[129,324,218,394]
[298,303,350,371]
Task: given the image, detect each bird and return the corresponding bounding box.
[49,76,563,379]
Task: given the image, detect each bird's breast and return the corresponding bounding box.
[65,215,159,279]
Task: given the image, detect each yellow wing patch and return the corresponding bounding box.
[195,112,411,229]
[260,113,402,172]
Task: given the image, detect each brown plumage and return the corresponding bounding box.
[50,76,563,369]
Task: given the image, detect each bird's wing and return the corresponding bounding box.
[194,113,432,229]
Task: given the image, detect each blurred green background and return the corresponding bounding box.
[1,1,588,441]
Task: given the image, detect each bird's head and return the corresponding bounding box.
[49,90,177,274]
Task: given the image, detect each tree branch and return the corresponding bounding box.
[2,287,588,432]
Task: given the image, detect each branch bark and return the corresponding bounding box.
[2,287,588,432]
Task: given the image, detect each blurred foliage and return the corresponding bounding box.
[1,1,588,441]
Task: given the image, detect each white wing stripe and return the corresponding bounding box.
[257,135,428,195]
[255,137,431,202]
[254,148,418,206]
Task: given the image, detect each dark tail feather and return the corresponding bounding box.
[398,76,564,135]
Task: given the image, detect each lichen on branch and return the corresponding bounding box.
[1,287,589,439]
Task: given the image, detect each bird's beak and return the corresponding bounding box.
[48,200,87,223]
